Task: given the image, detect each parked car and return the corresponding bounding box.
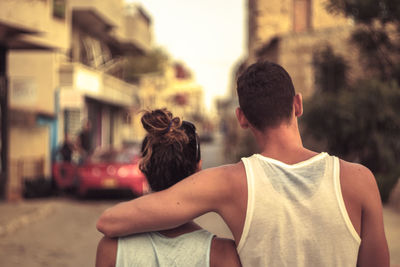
[77,148,149,197]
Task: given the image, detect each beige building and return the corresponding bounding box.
[132,62,205,141]
[246,0,359,98]
[60,0,152,150]
[0,0,71,200]
[159,63,204,123]
[219,0,361,161]
[0,0,152,200]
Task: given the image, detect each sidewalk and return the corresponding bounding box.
[0,198,55,237]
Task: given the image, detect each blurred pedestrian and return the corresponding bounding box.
[60,133,74,163]
[77,120,92,162]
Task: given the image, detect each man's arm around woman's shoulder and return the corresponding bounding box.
[96,163,244,238]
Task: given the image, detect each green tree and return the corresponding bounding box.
[326,0,400,84]
[313,45,348,93]
[302,0,400,201]
[124,48,169,83]
[303,79,400,202]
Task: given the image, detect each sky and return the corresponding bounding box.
[127,0,247,112]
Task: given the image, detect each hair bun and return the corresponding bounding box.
[140,108,189,171]
[141,109,183,136]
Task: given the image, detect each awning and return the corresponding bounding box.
[72,9,114,40]
[0,20,53,50]
[72,9,145,55]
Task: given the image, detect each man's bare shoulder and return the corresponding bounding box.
[195,161,245,183]
[187,162,246,203]
[339,159,379,202]
[202,161,245,174]
[339,159,376,184]
[338,160,389,266]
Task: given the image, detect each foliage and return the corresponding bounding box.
[326,0,400,24]
[124,48,169,82]
[53,0,66,19]
[350,26,400,83]
[313,45,348,93]
[326,0,400,84]
[302,79,400,202]
[301,0,400,202]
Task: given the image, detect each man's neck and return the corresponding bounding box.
[252,122,317,165]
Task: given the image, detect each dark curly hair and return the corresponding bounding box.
[139,108,200,192]
[236,61,296,131]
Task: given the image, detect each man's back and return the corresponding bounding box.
[213,147,389,266]
[237,152,360,266]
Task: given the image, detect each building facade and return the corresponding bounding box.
[60,0,152,152]
[0,0,152,200]
[0,0,71,200]
[132,62,205,141]
[219,0,362,162]
[246,0,359,97]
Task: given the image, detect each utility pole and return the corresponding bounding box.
[0,45,8,200]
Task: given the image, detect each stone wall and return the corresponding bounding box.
[246,0,360,97]
[279,26,360,97]
[247,0,292,63]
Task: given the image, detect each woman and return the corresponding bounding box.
[96,108,241,267]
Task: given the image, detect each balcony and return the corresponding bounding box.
[0,0,70,50]
[123,7,152,53]
[69,0,124,32]
[70,0,151,55]
[59,63,138,108]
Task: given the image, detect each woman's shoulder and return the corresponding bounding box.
[210,237,242,267]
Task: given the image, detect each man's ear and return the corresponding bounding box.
[236,107,249,129]
[293,93,303,117]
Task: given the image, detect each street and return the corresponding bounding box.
[0,134,399,266]
[0,199,112,267]
[2,1,400,266]
[0,133,232,267]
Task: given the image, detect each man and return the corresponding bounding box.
[60,133,74,162]
[97,61,389,266]
[77,120,92,161]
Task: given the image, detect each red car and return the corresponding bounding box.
[77,148,149,197]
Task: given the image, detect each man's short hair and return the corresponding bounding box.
[236,61,296,131]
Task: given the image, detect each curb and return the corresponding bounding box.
[0,203,54,237]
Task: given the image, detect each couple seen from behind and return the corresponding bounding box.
[96,61,390,267]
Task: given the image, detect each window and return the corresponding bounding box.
[293,0,312,33]
[53,0,66,19]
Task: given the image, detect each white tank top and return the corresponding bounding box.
[116,229,214,267]
[238,153,361,267]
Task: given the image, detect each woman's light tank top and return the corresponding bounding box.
[117,229,214,267]
[238,152,361,267]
